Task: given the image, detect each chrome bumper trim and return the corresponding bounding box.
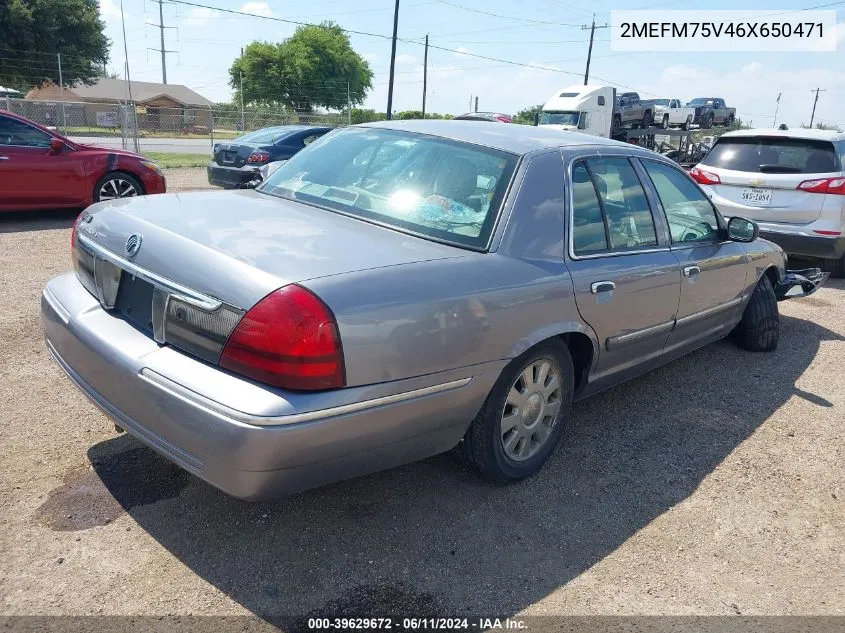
[139,368,473,427]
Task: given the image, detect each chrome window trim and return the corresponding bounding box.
[565,150,671,261]
[76,234,224,311]
[139,369,473,427]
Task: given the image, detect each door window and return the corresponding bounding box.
[586,157,658,250]
[642,159,721,244]
[302,134,321,146]
[0,116,53,147]
[571,162,608,255]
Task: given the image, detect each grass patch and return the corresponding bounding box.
[144,152,209,168]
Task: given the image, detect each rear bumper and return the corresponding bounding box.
[42,273,496,500]
[206,162,260,189]
[758,226,845,260]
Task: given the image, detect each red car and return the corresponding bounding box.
[0,110,166,211]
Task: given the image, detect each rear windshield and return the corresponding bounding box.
[701,136,840,174]
[236,128,295,144]
[258,127,519,249]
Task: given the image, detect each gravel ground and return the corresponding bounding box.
[0,185,843,621]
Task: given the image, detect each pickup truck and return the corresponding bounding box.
[649,98,695,130]
[686,97,736,129]
[614,92,654,131]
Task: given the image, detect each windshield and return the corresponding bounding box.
[653,99,669,106]
[701,137,840,174]
[538,111,580,126]
[687,98,713,106]
[258,127,519,249]
[235,128,294,144]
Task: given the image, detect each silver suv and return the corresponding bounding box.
[691,129,845,276]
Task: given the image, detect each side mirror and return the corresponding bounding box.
[727,216,758,242]
[50,138,65,152]
[533,112,539,127]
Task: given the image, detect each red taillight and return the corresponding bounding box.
[689,166,721,185]
[219,284,345,391]
[813,229,842,236]
[797,177,845,195]
[246,150,270,164]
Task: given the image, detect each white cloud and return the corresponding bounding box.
[454,46,473,57]
[363,52,379,63]
[238,1,273,17]
[183,7,219,26]
[98,0,122,20]
[740,61,764,74]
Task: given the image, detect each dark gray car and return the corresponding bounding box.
[42,121,826,500]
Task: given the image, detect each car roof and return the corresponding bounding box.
[720,128,845,142]
[358,119,629,155]
[244,125,330,134]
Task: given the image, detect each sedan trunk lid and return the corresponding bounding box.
[79,189,467,310]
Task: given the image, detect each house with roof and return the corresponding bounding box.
[24,78,215,132]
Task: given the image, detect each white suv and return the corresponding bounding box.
[690,128,845,276]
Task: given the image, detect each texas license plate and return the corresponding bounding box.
[741,187,773,205]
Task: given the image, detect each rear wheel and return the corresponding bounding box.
[683,115,692,131]
[94,171,143,202]
[727,114,735,129]
[731,274,779,352]
[704,113,714,129]
[642,111,653,129]
[459,340,574,483]
[612,114,622,135]
[821,254,845,278]
[661,114,670,129]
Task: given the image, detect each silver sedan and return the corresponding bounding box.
[41,121,826,500]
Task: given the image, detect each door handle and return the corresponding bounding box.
[683,265,701,277]
[590,281,616,294]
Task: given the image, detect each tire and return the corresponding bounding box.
[642,111,653,129]
[662,114,670,129]
[94,171,143,202]
[821,254,845,278]
[683,116,692,131]
[704,113,714,129]
[459,340,574,483]
[727,114,735,129]
[612,115,622,135]
[732,274,779,352]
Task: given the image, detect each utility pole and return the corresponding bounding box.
[421,34,428,117]
[809,87,826,128]
[120,0,139,153]
[147,0,178,84]
[581,14,609,85]
[474,96,478,113]
[239,47,245,132]
[385,0,400,120]
[57,53,67,131]
[469,94,472,111]
[773,92,781,128]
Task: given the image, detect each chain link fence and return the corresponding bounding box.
[1,96,348,154]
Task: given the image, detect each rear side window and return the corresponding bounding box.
[570,158,658,255]
[701,137,840,174]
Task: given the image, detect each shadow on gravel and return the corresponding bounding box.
[87,313,843,622]
[0,209,79,233]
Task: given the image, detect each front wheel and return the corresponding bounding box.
[459,341,574,483]
[683,115,692,131]
[704,113,714,129]
[642,111,653,128]
[94,171,143,202]
[731,274,779,352]
[661,114,670,129]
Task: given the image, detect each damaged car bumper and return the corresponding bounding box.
[775,268,830,301]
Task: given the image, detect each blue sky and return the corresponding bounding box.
[99,0,844,128]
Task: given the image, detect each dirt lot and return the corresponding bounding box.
[0,174,843,621]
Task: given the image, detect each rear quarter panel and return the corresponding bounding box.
[305,254,593,387]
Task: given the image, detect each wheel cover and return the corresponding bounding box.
[99,178,138,200]
[500,358,563,461]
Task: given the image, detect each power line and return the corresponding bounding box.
[433,0,582,26]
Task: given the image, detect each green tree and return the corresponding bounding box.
[0,0,109,90]
[513,104,543,125]
[230,21,373,113]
